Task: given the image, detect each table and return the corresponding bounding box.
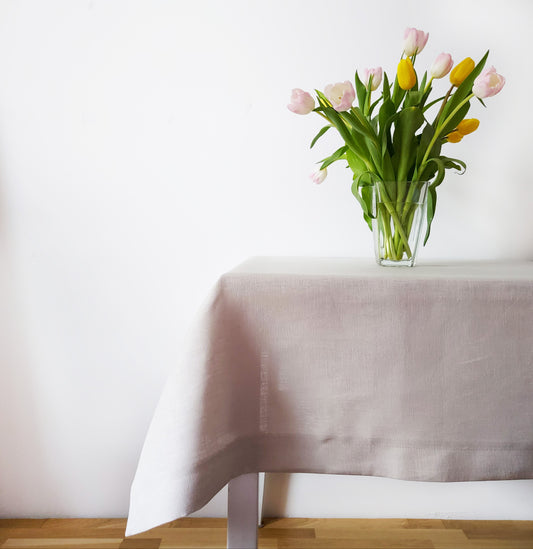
[126,258,533,547]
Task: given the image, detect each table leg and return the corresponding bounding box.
[227,473,259,549]
[258,472,265,527]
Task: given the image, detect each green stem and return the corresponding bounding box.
[376,182,413,257]
[393,226,402,259]
[399,179,430,231]
[420,92,474,172]
[365,78,372,116]
[433,84,454,126]
[397,181,407,205]
[378,205,396,260]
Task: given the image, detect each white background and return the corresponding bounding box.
[0,0,532,520]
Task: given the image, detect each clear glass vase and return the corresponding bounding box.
[372,180,429,267]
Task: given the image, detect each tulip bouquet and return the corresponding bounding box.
[288,27,505,265]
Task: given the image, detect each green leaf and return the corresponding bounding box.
[319,145,348,170]
[355,71,367,112]
[392,106,425,183]
[423,94,446,112]
[351,176,371,217]
[442,156,466,174]
[349,107,380,142]
[315,89,382,177]
[310,125,332,149]
[340,109,382,176]
[417,125,433,163]
[426,157,446,187]
[381,152,396,183]
[391,75,406,109]
[382,72,391,102]
[422,155,466,245]
[361,185,374,230]
[351,172,376,230]
[424,186,437,245]
[422,157,445,245]
[418,83,433,110]
[405,90,422,108]
[378,98,396,132]
[315,96,361,155]
[440,102,470,137]
[419,71,427,92]
[346,148,368,176]
[315,89,331,109]
[340,109,374,140]
[368,96,383,117]
[378,100,398,156]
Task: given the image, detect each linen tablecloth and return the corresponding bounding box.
[126,257,533,536]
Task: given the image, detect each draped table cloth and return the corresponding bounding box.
[126,257,533,537]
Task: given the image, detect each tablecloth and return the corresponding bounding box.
[126,257,533,536]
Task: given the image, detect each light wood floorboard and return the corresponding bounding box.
[0,518,532,548]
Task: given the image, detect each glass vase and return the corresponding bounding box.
[372,180,429,267]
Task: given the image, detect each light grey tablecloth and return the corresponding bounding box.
[126,258,533,536]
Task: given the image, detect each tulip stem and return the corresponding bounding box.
[376,181,413,257]
[420,92,475,172]
[433,84,454,127]
[366,88,372,116]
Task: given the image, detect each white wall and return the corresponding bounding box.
[0,0,532,520]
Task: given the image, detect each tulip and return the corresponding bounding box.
[472,66,506,98]
[403,27,429,57]
[361,67,383,91]
[324,81,356,112]
[397,58,417,90]
[287,88,315,115]
[430,53,454,79]
[446,131,463,143]
[456,118,480,135]
[310,168,327,184]
[449,57,475,87]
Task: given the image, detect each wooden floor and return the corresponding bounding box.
[1,518,533,549]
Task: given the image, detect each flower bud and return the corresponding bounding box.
[361,67,383,91]
[446,131,463,143]
[397,58,417,90]
[449,57,475,87]
[472,66,505,99]
[430,53,453,79]
[324,81,356,112]
[310,168,327,184]
[287,88,315,115]
[403,27,429,57]
[456,118,480,135]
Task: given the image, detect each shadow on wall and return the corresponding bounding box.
[0,177,56,517]
[262,473,292,518]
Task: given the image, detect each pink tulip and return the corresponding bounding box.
[324,81,356,112]
[430,53,454,79]
[403,27,429,57]
[310,168,327,184]
[472,66,506,99]
[361,67,383,91]
[287,88,315,115]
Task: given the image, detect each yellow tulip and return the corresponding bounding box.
[397,58,417,90]
[449,57,475,87]
[446,131,463,143]
[456,118,480,135]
